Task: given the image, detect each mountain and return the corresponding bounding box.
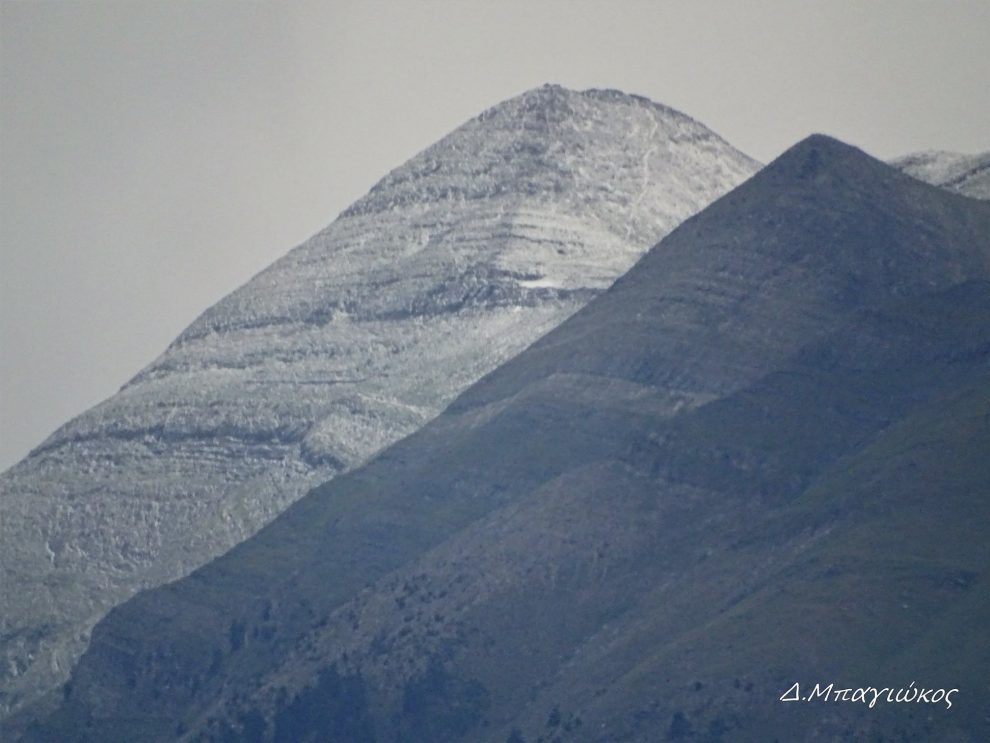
[29,135,990,742]
[0,85,759,721]
[891,150,990,199]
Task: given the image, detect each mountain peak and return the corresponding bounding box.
[765,133,876,178]
[737,132,960,205]
[759,133,990,207]
[481,83,702,130]
[0,87,759,724]
[340,83,758,221]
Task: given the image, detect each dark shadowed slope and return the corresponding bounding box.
[26,135,990,742]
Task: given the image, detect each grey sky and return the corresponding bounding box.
[1,0,988,470]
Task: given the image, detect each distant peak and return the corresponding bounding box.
[891,149,988,166]
[892,149,963,164]
[889,148,990,199]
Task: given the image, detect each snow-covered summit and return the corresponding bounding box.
[890,149,990,200]
[0,85,758,720]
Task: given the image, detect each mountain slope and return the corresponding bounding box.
[31,135,990,741]
[891,149,990,199]
[0,85,759,719]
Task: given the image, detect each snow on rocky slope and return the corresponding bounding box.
[890,150,990,199]
[0,84,758,719]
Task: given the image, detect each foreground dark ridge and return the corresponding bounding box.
[25,134,990,742]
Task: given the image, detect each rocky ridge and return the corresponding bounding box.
[891,149,990,199]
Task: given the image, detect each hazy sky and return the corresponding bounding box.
[1,0,988,470]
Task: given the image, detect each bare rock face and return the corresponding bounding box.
[891,149,990,199]
[0,84,758,720]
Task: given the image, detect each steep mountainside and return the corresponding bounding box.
[31,136,990,742]
[0,85,759,720]
[891,149,990,199]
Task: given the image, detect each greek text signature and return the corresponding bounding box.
[779,682,957,710]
